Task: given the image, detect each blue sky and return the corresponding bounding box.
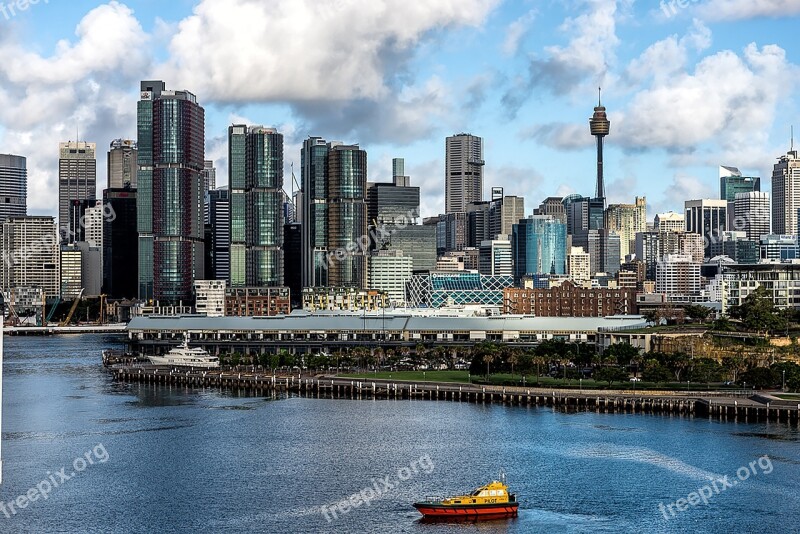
[1,0,799,220]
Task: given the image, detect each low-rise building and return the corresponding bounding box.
[502,280,637,317]
[226,287,291,316]
[194,280,226,317]
[301,287,386,312]
[721,263,800,313]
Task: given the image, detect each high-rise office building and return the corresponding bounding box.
[368,249,413,305]
[587,229,621,276]
[387,225,437,272]
[58,141,96,242]
[283,222,302,306]
[300,139,368,289]
[0,154,27,222]
[478,238,513,277]
[137,80,205,304]
[720,166,760,202]
[535,197,566,225]
[327,144,368,288]
[244,126,284,287]
[732,191,770,241]
[228,125,247,286]
[445,133,484,213]
[771,147,800,235]
[685,199,727,259]
[205,187,230,281]
[563,195,589,235]
[202,160,216,194]
[1,216,59,298]
[605,197,646,261]
[656,254,701,300]
[512,216,567,282]
[491,195,525,237]
[654,212,684,233]
[107,139,138,189]
[301,137,330,288]
[392,158,410,187]
[102,187,138,299]
[367,174,420,228]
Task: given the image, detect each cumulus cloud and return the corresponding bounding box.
[697,0,800,21]
[501,0,623,118]
[502,8,536,55]
[520,122,593,150]
[0,1,149,213]
[616,43,795,154]
[159,0,498,143]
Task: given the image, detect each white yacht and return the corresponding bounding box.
[148,338,220,369]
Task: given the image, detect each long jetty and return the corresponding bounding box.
[107,365,800,424]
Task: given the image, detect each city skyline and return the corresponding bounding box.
[0,1,798,221]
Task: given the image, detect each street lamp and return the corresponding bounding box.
[783,370,786,392]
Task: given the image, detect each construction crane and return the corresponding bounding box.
[59,289,84,327]
[45,295,61,325]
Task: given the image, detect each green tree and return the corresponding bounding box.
[642,359,672,383]
[739,367,777,389]
[689,358,723,388]
[604,343,640,367]
[771,362,800,392]
[594,366,629,387]
[684,304,713,323]
[721,355,748,383]
[730,286,787,334]
[664,352,691,382]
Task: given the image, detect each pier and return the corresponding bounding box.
[107,365,800,424]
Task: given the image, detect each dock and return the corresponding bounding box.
[107,366,800,424]
[6,324,128,336]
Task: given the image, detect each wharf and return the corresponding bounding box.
[107,365,799,424]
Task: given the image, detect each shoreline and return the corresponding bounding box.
[107,365,800,425]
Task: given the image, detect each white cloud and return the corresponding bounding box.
[502,8,536,55]
[161,0,497,103]
[616,42,796,155]
[502,0,624,117]
[697,0,800,21]
[0,2,149,214]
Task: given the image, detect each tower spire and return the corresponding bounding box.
[589,89,610,203]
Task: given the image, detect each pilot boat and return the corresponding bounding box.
[413,477,519,519]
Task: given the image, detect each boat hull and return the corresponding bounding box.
[413,502,518,518]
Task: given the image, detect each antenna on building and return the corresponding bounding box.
[792,125,794,152]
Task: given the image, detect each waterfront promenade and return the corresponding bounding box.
[106,364,800,424]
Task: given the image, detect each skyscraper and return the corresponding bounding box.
[685,199,727,259]
[300,139,368,289]
[58,141,96,242]
[327,144,368,288]
[0,154,27,222]
[512,216,567,282]
[300,137,330,288]
[605,197,646,261]
[202,160,216,194]
[137,80,205,304]
[445,133,484,214]
[733,191,770,241]
[205,187,230,281]
[589,89,610,212]
[107,139,138,189]
[1,216,59,299]
[244,126,284,287]
[771,147,800,235]
[102,187,138,299]
[720,166,760,202]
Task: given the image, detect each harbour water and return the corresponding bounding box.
[2,335,799,533]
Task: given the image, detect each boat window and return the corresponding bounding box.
[479,491,487,497]
[490,490,497,496]
[498,490,504,495]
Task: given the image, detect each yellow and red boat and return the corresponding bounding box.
[413,478,519,519]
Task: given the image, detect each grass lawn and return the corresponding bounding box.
[338,371,741,392]
[774,394,800,400]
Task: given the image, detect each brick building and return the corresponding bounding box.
[224,287,291,317]
[503,280,638,317]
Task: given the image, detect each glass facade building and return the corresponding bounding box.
[137,80,205,304]
[0,154,27,222]
[300,137,330,288]
[512,216,568,282]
